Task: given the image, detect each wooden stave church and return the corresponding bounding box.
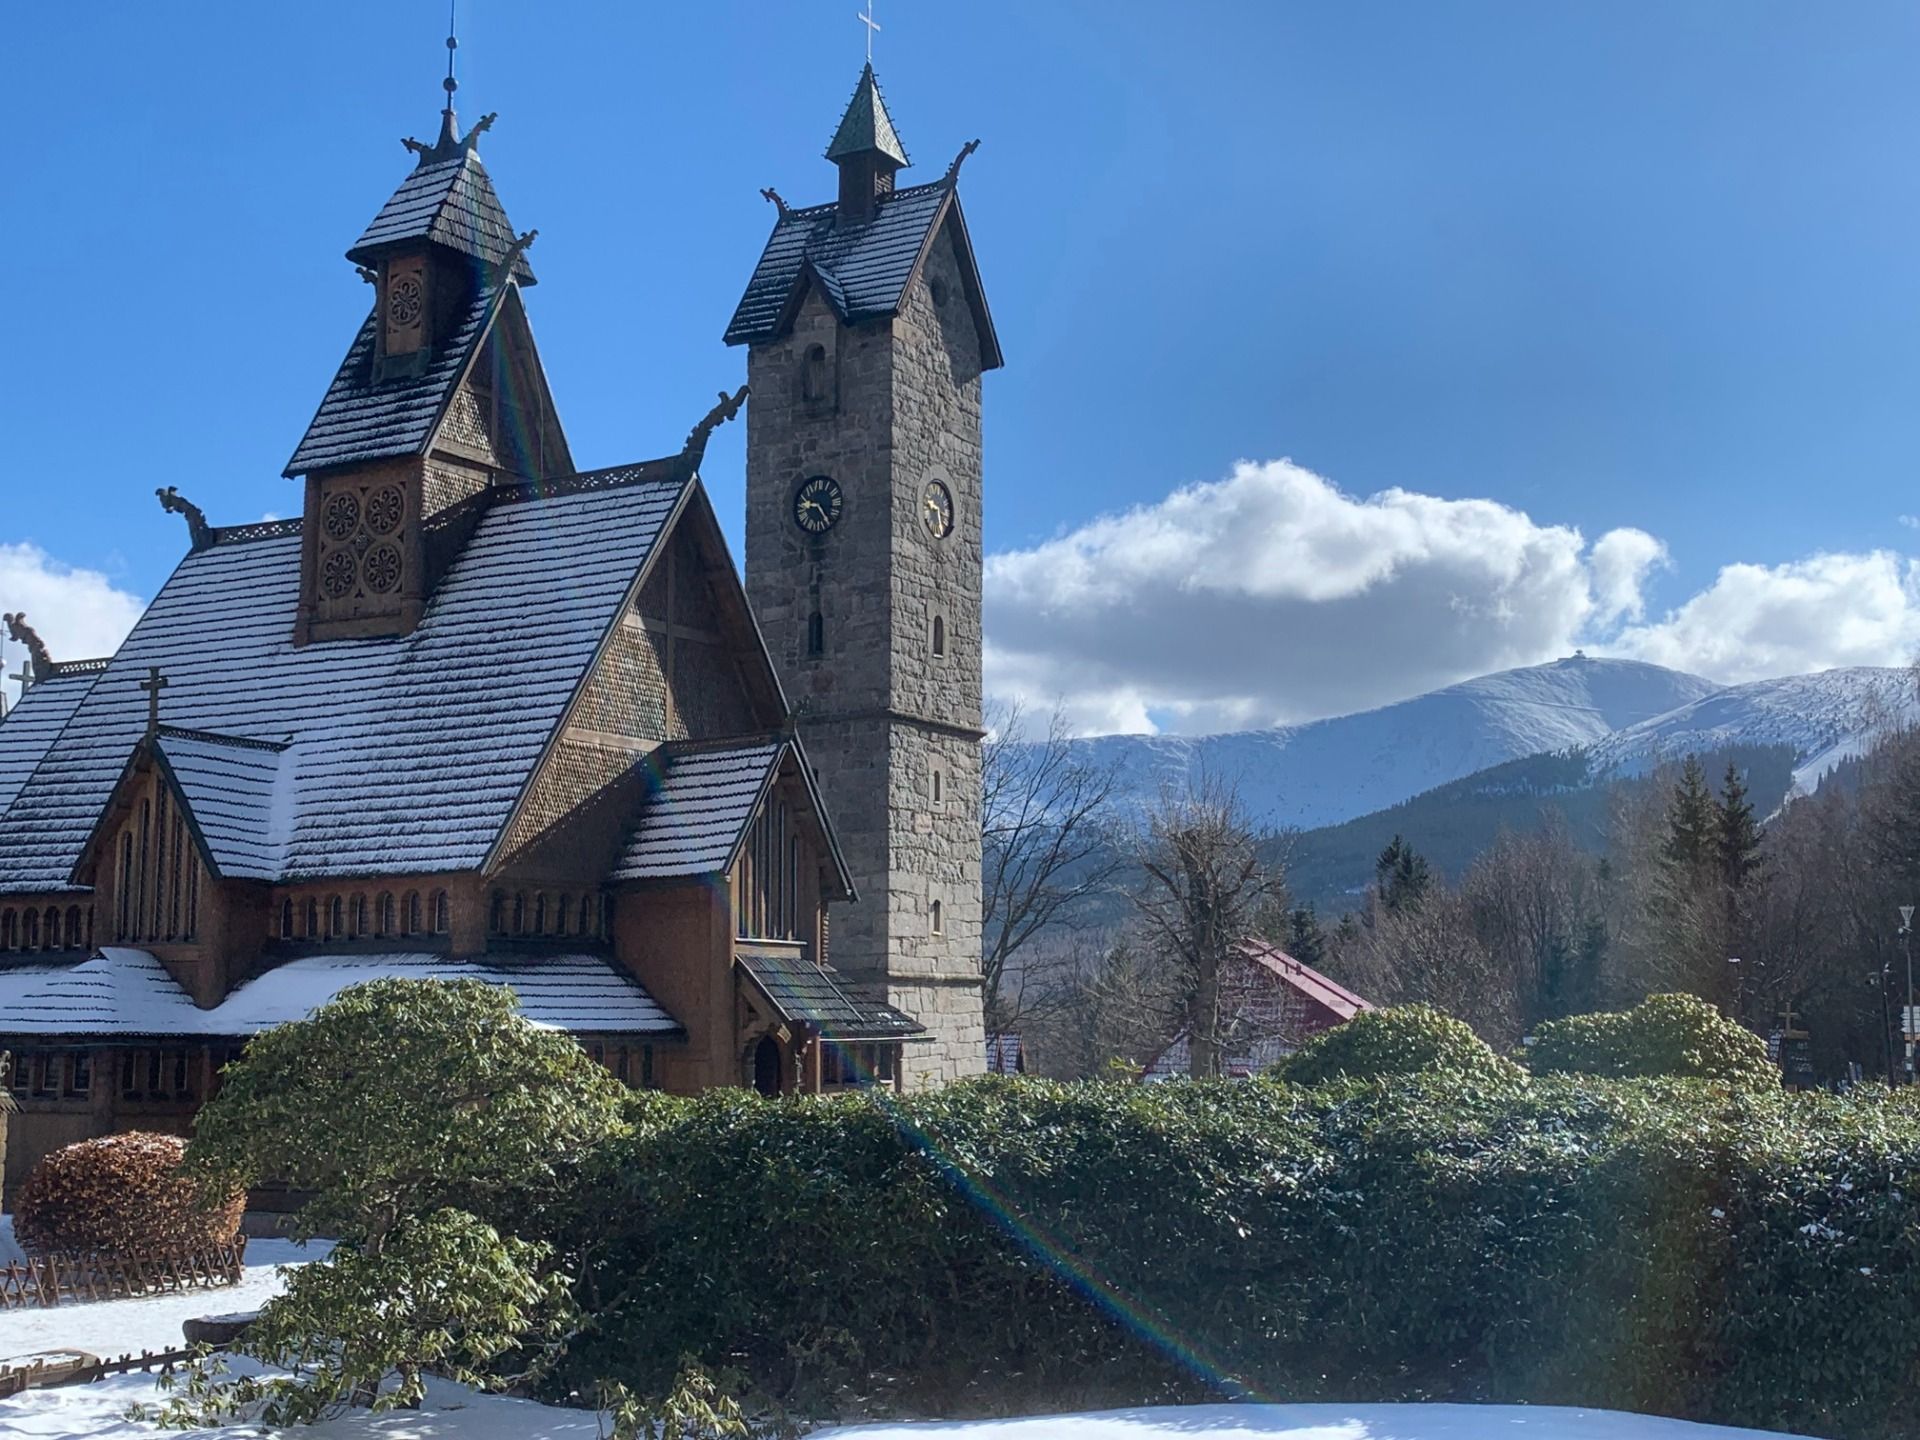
[0,64,994,1192]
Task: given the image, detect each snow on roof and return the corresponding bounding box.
[153,728,289,882]
[610,740,784,882]
[0,671,101,818]
[0,948,680,1038]
[0,472,688,894]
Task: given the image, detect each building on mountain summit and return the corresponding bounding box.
[0,55,995,1190]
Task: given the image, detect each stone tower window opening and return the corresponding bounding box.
[807,610,825,655]
[932,768,943,806]
[801,343,833,412]
[930,898,943,935]
[930,614,946,657]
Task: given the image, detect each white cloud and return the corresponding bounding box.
[0,543,144,705]
[985,459,1660,734]
[984,460,1920,737]
[1589,528,1667,626]
[1900,515,1920,531]
[1611,551,1920,683]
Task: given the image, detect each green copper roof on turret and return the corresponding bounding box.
[826,63,910,168]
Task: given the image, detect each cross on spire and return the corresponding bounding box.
[140,666,169,740]
[858,0,880,61]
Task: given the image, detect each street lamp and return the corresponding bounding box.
[1901,906,1916,1084]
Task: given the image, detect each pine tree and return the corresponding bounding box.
[1662,755,1717,874]
[1717,761,1761,892]
[1375,835,1432,913]
[1286,904,1327,968]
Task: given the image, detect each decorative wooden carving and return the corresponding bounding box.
[155,487,213,551]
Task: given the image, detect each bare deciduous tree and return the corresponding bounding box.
[980,701,1125,1033]
[1129,770,1287,1078]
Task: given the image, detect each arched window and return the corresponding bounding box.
[375,892,394,937]
[22,910,38,949]
[432,891,450,935]
[488,890,506,935]
[349,894,367,937]
[931,615,946,657]
[534,893,548,935]
[65,906,82,950]
[808,610,825,656]
[577,895,594,937]
[512,892,527,935]
[402,891,420,936]
[305,897,320,937]
[801,342,831,409]
[932,769,943,805]
[930,899,943,935]
[329,895,345,938]
[43,907,60,950]
[281,899,294,940]
[1,909,15,950]
[557,895,572,936]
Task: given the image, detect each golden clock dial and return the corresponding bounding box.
[794,476,843,534]
[922,479,954,538]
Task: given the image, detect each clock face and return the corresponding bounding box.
[388,274,423,327]
[794,476,843,535]
[922,479,954,539]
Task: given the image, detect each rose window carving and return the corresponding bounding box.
[362,542,403,595]
[388,275,423,326]
[365,485,405,536]
[323,492,361,541]
[320,548,357,599]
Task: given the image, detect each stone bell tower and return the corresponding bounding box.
[725,65,1004,1085]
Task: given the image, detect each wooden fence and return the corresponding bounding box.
[0,1236,247,1310]
[0,1345,196,1398]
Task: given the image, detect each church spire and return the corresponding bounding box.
[828,64,909,225]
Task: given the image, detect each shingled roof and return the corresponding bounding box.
[0,947,678,1038]
[0,469,692,893]
[723,181,1003,369]
[610,737,854,896]
[347,151,535,284]
[284,281,505,476]
[0,670,100,817]
[148,727,291,882]
[737,944,924,1042]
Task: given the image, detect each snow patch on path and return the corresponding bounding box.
[0,1215,331,1364]
[0,1388,1829,1440]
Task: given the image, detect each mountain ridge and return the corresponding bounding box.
[1061,657,1916,831]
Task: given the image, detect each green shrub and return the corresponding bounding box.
[1529,993,1777,1091]
[187,977,626,1248]
[1271,1003,1524,1087]
[14,1132,243,1256]
[547,1077,1920,1440]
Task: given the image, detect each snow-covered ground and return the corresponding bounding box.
[0,1215,1827,1440]
[0,1382,1830,1440]
[0,1215,330,1365]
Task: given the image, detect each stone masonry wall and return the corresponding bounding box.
[741,214,988,1085]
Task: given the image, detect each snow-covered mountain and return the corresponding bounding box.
[1064,655,1723,829]
[1588,666,1920,797]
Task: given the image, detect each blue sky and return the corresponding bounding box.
[4,3,1918,731]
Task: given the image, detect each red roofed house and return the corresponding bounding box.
[1144,940,1371,1080]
